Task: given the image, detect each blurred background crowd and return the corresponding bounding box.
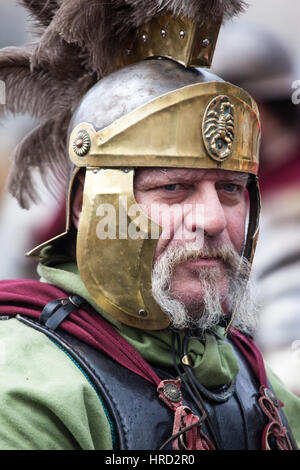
[0,1,299,395]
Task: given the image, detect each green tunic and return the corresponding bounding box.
[0,259,299,450]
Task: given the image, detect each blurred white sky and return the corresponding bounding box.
[244,0,300,62]
[213,0,300,73]
[0,1,31,46]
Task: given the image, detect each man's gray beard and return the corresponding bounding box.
[152,240,258,334]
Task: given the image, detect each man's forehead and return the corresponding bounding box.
[135,167,249,184]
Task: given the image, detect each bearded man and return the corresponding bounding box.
[0,0,299,450]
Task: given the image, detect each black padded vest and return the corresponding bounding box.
[17,315,297,450]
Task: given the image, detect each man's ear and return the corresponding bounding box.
[71,171,85,229]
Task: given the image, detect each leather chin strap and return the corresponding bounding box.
[244,175,261,264]
[223,175,261,333]
[39,295,86,331]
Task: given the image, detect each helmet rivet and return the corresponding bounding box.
[73,130,91,156]
[138,309,147,317]
[142,33,147,42]
[202,38,210,48]
[179,31,185,39]
[161,29,167,38]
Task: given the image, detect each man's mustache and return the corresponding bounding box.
[156,240,242,272]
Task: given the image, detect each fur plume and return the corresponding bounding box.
[126,0,247,22]
[33,0,247,78]
[0,45,89,119]
[2,0,247,207]
[0,45,95,207]
[7,118,69,209]
[18,0,60,28]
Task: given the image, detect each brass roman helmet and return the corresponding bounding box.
[23,2,260,330]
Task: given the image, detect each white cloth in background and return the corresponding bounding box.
[253,188,300,396]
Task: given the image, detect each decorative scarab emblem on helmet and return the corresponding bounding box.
[202,95,235,162]
[73,129,91,157]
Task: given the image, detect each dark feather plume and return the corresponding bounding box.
[18,0,60,28]
[0,45,93,119]
[8,119,69,209]
[0,45,95,207]
[2,0,247,207]
[33,0,247,78]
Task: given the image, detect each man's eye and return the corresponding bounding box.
[163,184,178,191]
[222,183,240,193]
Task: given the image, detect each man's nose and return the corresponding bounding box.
[184,183,227,238]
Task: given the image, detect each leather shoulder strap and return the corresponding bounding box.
[16,315,173,450]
